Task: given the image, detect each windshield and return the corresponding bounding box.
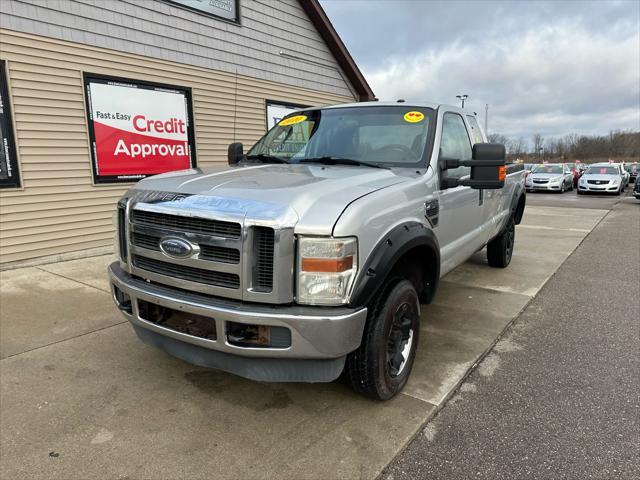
[247,106,434,166]
[586,166,618,175]
[532,165,564,174]
[624,164,638,172]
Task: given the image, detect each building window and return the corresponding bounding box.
[164,0,240,23]
[83,73,197,184]
[0,61,20,189]
[265,100,310,130]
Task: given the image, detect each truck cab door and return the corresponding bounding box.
[435,111,486,275]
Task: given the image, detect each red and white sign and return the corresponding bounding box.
[85,75,196,183]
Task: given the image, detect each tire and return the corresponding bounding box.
[487,217,515,268]
[346,279,420,401]
[560,182,565,193]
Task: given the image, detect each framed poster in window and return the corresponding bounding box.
[265,100,310,130]
[0,61,21,189]
[164,0,240,23]
[83,73,197,184]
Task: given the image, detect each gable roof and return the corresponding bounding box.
[299,0,375,101]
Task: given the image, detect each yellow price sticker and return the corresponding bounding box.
[279,115,307,126]
[404,111,425,123]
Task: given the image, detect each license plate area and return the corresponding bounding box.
[137,299,217,340]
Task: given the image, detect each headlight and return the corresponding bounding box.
[297,237,358,305]
[552,176,563,183]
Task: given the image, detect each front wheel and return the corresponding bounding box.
[346,279,420,400]
[487,218,515,268]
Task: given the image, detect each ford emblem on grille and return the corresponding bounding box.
[160,237,195,259]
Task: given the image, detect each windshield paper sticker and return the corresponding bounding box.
[404,111,424,123]
[279,115,307,126]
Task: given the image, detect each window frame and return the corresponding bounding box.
[264,99,310,131]
[439,111,474,180]
[162,0,241,24]
[82,72,197,185]
[0,60,21,189]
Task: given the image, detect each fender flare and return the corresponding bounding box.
[349,222,440,308]
[511,184,526,225]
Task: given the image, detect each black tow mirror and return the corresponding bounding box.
[227,142,244,165]
[439,143,506,190]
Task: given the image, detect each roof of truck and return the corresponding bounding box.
[299,100,473,114]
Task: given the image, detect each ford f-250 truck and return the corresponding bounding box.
[109,101,525,400]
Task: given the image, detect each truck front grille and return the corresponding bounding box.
[132,255,240,289]
[131,232,240,264]
[131,210,241,238]
[125,197,290,303]
[253,226,275,292]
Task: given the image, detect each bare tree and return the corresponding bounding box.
[532,133,544,154]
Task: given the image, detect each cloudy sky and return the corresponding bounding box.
[321,0,640,143]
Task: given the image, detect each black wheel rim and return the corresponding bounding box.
[386,302,414,378]
[505,224,515,261]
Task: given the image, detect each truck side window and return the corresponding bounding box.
[466,115,484,144]
[440,113,472,179]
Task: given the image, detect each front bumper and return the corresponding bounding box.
[578,184,619,193]
[526,183,562,191]
[109,262,367,382]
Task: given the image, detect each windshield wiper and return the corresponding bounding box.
[245,154,290,164]
[298,156,389,169]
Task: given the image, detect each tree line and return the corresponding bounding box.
[487,130,640,163]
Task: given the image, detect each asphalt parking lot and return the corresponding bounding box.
[383,191,639,480]
[0,190,635,479]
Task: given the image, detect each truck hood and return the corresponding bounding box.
[131,164,411,234]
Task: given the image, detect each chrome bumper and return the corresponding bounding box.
[109,262,367,361]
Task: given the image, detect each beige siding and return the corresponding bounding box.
[0,29,355,264]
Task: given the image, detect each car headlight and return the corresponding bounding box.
[552,176,563,183]
[297,236,358,305]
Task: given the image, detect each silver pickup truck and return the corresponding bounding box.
[109,101,525,400]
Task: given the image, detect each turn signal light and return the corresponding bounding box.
[301,256,354,273]
[498,166,506,182]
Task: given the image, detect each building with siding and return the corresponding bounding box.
[0,0,373,267]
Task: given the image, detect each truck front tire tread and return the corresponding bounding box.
[487,218,515,268]
[346,279,420,401]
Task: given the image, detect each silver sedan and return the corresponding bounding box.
[577,164,625,195]
[525,164,574,193]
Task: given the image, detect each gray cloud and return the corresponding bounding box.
[321,0,640,143]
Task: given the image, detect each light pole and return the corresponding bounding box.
[456,94,468,108]
[484,103,489,133]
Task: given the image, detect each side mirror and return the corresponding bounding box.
[439,143,506,190]
[227,142,244,165]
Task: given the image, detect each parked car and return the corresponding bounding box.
[624,163,639,183]
[615,163,630,188]
[108,101,526,400]
[635,174,640,199]
[578,163,625,195]
[525,163,573,193]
